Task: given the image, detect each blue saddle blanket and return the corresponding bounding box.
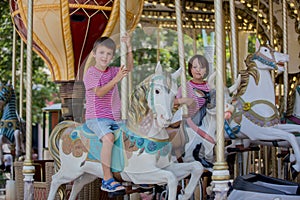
[73,123,125,172]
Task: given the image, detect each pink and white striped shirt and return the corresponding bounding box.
[83,66,121,121]
[176,80,210,117]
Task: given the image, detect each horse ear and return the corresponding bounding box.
[171,67,182,80]
[7,80,11,86]
[255,38,260,51]
[208,71,216,90]
[155,61,163,74]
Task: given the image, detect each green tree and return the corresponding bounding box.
[0,1,59,124]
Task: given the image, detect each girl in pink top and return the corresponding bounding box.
[83,35,133,194]
[173,55,213,169]
[174,54,210,117]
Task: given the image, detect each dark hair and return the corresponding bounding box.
[92,37,116,55]
[187,54,209,78]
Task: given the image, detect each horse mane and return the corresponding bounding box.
[235,53,260,97]
[127,74,153,128]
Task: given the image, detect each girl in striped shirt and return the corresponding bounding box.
[175,54,210,117]
[83,35,133,193]
[173,55,213,168]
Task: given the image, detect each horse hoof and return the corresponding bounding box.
[291,167,299,179]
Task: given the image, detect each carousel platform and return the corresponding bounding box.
[228,173,300,200]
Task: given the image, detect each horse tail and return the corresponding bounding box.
[49,120,79,169]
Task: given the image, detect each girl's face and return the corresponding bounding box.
[93,45,114,70]
[191,58,206,81]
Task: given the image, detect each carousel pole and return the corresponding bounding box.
[229,0,245,177]
[6,22,18,200]
[282,0,288,115]
[192,28,197,55]
[268,0,278,178]
[120,0,128,121]
[23,0,35,199]
[12,27,17,87]
[229,0,238,80]
[157,24,160,62]
[212,0,231,199]
[19,41,24,118]
[175,0,188,116]
[119,1,130,199]
[282,0,289,180]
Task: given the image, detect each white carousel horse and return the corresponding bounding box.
[0,81,26,166]
[292,85,300,118]
[169,72,240,170]
[225,39,300,178]
[47,63,203,200]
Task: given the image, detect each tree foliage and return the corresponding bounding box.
[0,1,59,124]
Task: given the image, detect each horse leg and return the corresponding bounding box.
[165,161,203,200]
[253,128,300,173]
[275,124,300,134]
[124,169,178,200]
[47,169,80,200]
[68,173,97,200]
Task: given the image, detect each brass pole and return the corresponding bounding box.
[23,0,35,199]
[19,41,24,118]
[120,0,128,120]
[12,27,17,87]
[229,0,238,80]
[175,0,188,116]
[212,0,231,198]
[269,0,278,178]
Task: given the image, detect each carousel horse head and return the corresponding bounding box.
[247,38,289,73]
[0,81,14,113]
[127,62,182,132]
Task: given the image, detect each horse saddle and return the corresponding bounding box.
[64,123,126,172]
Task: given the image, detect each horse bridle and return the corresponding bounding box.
[251,46,277,69]
[148,74,174,117]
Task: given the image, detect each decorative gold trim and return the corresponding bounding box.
[22,169,35,174]
[212,175,231,181]
[213,162,229,170]
[15,0,76,81]
[69,4,113,11]
[17,0,63,80]
[102,0,120,37]
[102,0,144,37]
[61,0,75,81]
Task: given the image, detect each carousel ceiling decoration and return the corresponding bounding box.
[140,0,300,49]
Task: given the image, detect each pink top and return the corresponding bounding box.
[83,66,121,121]
[176,80,210,117]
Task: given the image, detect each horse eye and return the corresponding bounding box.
[155,89,160,94]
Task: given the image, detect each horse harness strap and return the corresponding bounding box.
[251,48,277,69]
[0,119,20,130]
[186,118,215,144]
[236,97,280,127]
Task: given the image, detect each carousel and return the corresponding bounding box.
[0,0,299,200]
